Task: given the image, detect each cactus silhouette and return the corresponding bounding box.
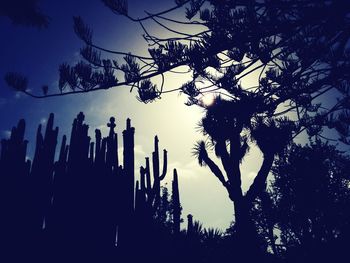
[0,112,184,263]
[139,135,168,212]
[0,119,31,262]
[172,168,181,235]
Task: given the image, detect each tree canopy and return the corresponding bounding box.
[250,140,350,261]
[5,0,350,143]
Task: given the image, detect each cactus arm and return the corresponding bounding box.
[159,149,167,181]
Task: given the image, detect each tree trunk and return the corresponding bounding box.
[232,195,262,260]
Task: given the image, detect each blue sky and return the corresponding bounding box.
[0,0,239,230]
[0,0,324,231]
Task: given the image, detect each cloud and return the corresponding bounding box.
[1,130,11,139]
[134,144,145,156]
[168,159,205,182]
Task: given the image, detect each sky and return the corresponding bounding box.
[0,0,289,230]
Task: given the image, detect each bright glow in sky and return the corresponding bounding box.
[0,0,291,231]
[201,93,215,106]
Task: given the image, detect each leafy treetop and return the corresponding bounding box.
[5,0,350,144]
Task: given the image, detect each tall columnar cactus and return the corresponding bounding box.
[51,112,96,255]
[67,112,91,170]
[106,117,118,171]
[0,119,31,257]
[144,157,151,202]
[58,135,69,165]
[30,113,59,230]
[0,118,30,175]
[0,117,30,187]
[136,166,147,216]
[187,214,194,237]
[117,118,136,249]
[50,134,68,230]
[122,118,135,212]
[135,180,141,213]
[89,141,94,165]
[0,112,187,261]
[172,168,181,234]
[139,135,168,210]
[152,136,167,202]
[95,128,102,164]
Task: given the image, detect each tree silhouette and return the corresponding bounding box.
[189,95,293,258]
[249,140,350,262]
[271,141,350,262]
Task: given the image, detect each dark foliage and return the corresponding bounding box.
[250,141,350,262]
